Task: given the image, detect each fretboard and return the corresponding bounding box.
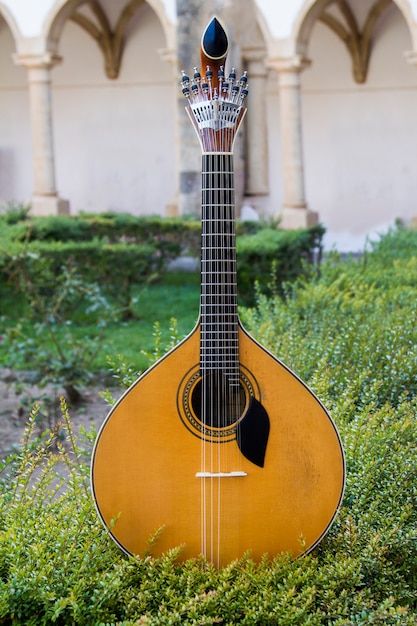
[200,153,239,385]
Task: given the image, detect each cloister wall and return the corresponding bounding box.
[1,0,417,250]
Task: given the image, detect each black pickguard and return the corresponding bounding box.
[236,398,270,467]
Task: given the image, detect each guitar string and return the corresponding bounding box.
[201,153,206,561]
[221,151,227,566]
[198,81,244,565]
[221,151,227,564]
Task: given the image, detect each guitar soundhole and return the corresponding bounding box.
[177,365,259,442]
[190,374,246,429]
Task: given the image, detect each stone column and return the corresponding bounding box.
[159,46,180,216]
[242,47,269,197]
[405,51,417,228]
[269,55,317,228]
[405,51,417,67]
[15,53,69,216]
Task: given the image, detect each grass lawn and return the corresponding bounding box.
[97,271,201,372]
[0,270,202,376]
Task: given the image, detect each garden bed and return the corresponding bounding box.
[0,370,119,459]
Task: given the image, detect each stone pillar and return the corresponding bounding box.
[242,47,269,197]
[15,53,69,216]
[405,51,417,228]
[269,55,317,228]
[176,0,207,216]
[159,46,180,216]
[405,51,417,67]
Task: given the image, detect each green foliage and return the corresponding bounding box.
[0,213,324,313]
[3,212,200,256]
[0,224,416,622]
[0,395,416,623]
[236,224,324,304]
[240,229,417,410]
[1,258,117,419]
[0,200,31,225]
[0,239,170,321]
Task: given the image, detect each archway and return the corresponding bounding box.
[294,0,417,249]
[43,0,176,215]
[0,2,21,46]
[44,0,175,57]
[0,8,32,204]
[294,0,417,56]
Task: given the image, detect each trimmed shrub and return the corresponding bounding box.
[0,214,325,312]
[236,224,324,304]
[0,395,415,623]
[0,225,416,622]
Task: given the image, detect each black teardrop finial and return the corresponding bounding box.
[201,17,228,60]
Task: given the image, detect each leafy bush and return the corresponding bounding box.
[241,229,417,410]
[0,224,416,622]
[0,200,31,225]
[0,395,416,623]
[236,224,324,304]
[0,239,166,321]
[1,260,117,418]
[3,212,201,254]
[0,212,325,309]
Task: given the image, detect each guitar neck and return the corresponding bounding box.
[200,152,239,381]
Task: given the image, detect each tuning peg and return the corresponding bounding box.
[180,71,191,98]
[181,70,190,85]
[239,84,249,105]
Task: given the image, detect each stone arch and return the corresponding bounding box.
[0,4,33,204]
[0,2,22,48]
[293,0,417,247]
[43,0,175,57]
[45,0,177,216]
[293,0,417,60]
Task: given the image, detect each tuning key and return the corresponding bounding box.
[239,84,249,105]
[181,71,190,98]
[228,67,236,82]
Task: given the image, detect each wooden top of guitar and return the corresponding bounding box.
[91,17,345,568]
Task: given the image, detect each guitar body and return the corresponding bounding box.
[92,18,345,566]
[91,321,344,566]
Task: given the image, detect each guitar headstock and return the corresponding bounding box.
[181,17,249,154]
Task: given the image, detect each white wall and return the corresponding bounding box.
[301,3,417,250]
[0,15,32,205]
[2,0,417,251]
[254,0,417,42]
[51,1,176,215]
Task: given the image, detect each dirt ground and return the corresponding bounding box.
[0,370,122,459]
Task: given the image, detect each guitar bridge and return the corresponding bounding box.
[195,471,247,478]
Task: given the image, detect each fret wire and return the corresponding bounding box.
[201,153,239,374]
[200,326,238,330]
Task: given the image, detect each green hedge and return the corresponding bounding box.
[3,213,201,253]
[0,213,325,311]
[0,240,166,319]
[2,211,262,246]
[236,224,325,304]
[0,226,417,622]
